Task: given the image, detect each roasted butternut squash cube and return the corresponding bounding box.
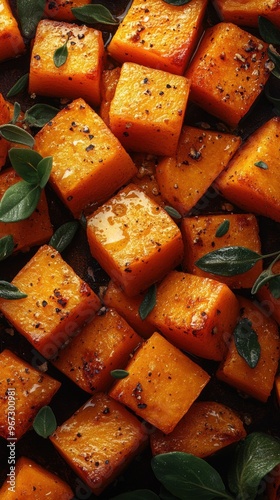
[0,168,53,252]
[52,308,142,393]
[29,20,105,107]
[0,456,73,499]
[257,261,280,326]
[108,0,208,75]
[102,280,155,339]
[216,296,280,402]
[50,392,148,495]
[109,62,190,156]
[87,183,184,296]
[0,93,10,168]
[213,0,280,29]
[0,350,60,440]
[148,270,239,361]
[109,331,210,434]
[34,98,137,218]
[186,22,270,128]
[156,125,241,216]
[0,245,101,359]
[150,400,246,458]
[181,213,262,288]
[45,0,91,21]
[0,0,25,62]
[215,117,280,222]
[99,67,121,126]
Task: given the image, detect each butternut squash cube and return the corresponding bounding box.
[148,270,239,361]
[216,296,280,402]
[213,0,280,29]
[34,98,137,218]
[0,456,73,499]
[0,168,53,252]
[50,392,148,495]
[186,22,270,128]
[150,401,246,458]
[156,125,241,216]
[52,308,142,393]
[87,183,184,296]
[109,331,210,434]
[0,349,61,440]
[109,62,190,156]
[29,20,105,107]
[99,67,121,127]
[0,0,25,62]
[0,245,101,359]
[45,0,91,22]
[0,93,10,168]
[215,117,280,222]
[257,260,280,326]
[108,0,208,75]
[181,213,262,288]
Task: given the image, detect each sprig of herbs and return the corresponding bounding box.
[17,0,45,38]
[9,102,59,129]
[7,73,29,98]
[0,281,27,300]
[110,369,129,379]
[0,124,34,148]
[72,4,118,25]
[54,35,70,68]
[139,284,157,320]
[49,220,79,253]
[33,406,57,438]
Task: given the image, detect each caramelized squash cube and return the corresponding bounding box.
[34,98,137,218]
[213,0,280,29]
[29,20,105,107]
[109,331,210,434]
[0,0,25,62]
[109,62,190,156]
[0,93,10,168]
[87,184,184,296]
[45,0,91,21]
[0,245,101,359]
[0,350,61,440]
[50,392,148,495]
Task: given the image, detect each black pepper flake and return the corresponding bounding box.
[123,131,129,137]
[78,33,85,39]
[77,432,82,437]
[86,144,94,152]
[67,196,73,201]
[137,403,147,409]
[102,407,110,414]
[42,300,48,307]
[143,77,149,84]
[83,126,90,133]
[166,84,171,88]
[34,54,40,60]
[88,134,94,139]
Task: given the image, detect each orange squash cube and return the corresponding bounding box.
[109,62,190,156]
[148,270,239,361]
[0,0,25,62]
[108,0,208,75]
[34,98,137,218]
[216,296,280,402]
[109,331,210,434]
[0,456,73,499]
[0,93,10,168]
[52,308,142,393]
[156,125,241,216]
[213,0,280,29]
[29,20,105,107]
[50,392,148,495]
[0,245,101,359]
[99,67,121,126]
[45,0,91,21]
[186,22,270,128]
[0,349,61,440]
[215,117,280,223]
[181,213,262,288]
[87,183,184,296]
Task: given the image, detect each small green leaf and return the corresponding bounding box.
[0,181,41,222]
[139,284,157,320]
[110,369,129,379]
[164,206,182,219]
[37,156,53,188]
[258,16,280,45]
[268,45,280,79]
[33,406,57,438]
[195,246,261,276]
[268,275,280,299]
[8,148,42,184]
[215,220,230,238]
[24,104,59,128]
[7,73,29,98]
[17,0,45,38]
[0,281,27,299]
[163,0,192,5]
[0,235,15,261]
[53,39,69,68]
[254,160,268,170]
[10,102,22,125]
[110,491,160,500]
[233,318,261,368]
[0,124,34,147]
[72,4,118,25]
[49,220,79,253]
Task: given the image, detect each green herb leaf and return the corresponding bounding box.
[33,406,57,438]
[17,0,45,38]
[265,85,280,114]
[72,4,118,25]
[215,220,230,238]
[110,369,129,379]
[110,491,160,500]
[0,281,27,299]
[251,268,280,294]
[234,318,260,368]
[0,235,15,261]
[254,160,268,169]
[0,181,41,222]
[152,452,233,499]
[139,284,157,320]
[258,16,280,45]
[268,45,280,79]
[53,39,69,68]
[10,102,22,125]
[228,432,280,499]
[268,275,280,299]
[0,124,34,148]
[37,156,53,188]
[163,0,192,5]
[195,246,261,276]
[49,220,79,253]
[7,74,29,98]
[164,206,182,219]
[24,104,59,128]
[8,148,42,184]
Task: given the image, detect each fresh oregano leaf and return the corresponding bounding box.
[0,281,27,299]
[233,318,260,368]
[228,432,280,500]
[24,104,59,128]
[7,73,29,98]
[258,16,280,45]
[17,0,45,38]
[0,181,41,222]
[152,452,233,500]
[164,206,182,219]
[10,102,22,125]
[33,406,57,438]
[0,235,14,261]
[8,148,43,184]
[163,0,192,5]
[268,45,280,79]
[110,369,129,379]
[254,160,268,169]
[215,220,230,238]
[139,284,157,320]
[49,220,79,253]
[0,124,34,148]
[268,275,280,299]
[53,38,69,68]
[195,246,262,276]
[37,156,53,188]
[72,4,118,25]
[251,268,280,295]
[110,491,160,500]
